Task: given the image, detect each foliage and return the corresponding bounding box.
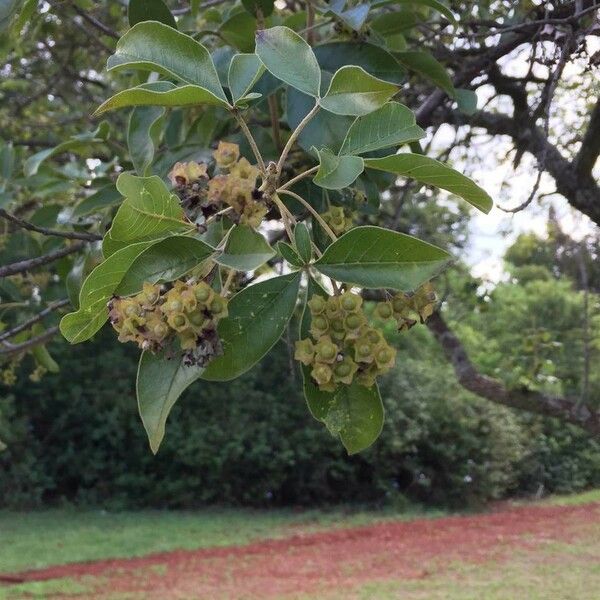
[2,314,599,510]
[0,0,497,455]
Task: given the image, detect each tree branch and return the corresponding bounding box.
[0,209,102,242]
[441,108,600,227]
[575,98,600,176]
[426,311,600,436]
[0,299,69,343]
[0,326,59,356]
[0,243,85,278]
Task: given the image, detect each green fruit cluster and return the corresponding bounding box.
[320,206,355,236]
[295,292,397,391]
[373,282,437,331]
[108,280,228,354]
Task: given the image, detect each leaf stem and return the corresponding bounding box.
[278,189,337,242]
[221,268,236,296]
[232,111,267,174]
[276,103,320,177]
[278,166,319,191]
[272,195,296,241]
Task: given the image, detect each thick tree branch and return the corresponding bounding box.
[0,209,102,242]
[441,108,600,227]
[575,98,600,176]
[0,242,85,278]
[426,312,600,436]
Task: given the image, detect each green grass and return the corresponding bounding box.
[0,504,443,574]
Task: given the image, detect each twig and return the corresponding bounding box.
[278,166,319,191]
[0,209,102,242]
[272,196,295,241]
[278,189,337,241]
[0,299,69,343]
[276,104,320,176]
[0,326,59,356]
[232,111,267,174]
[0,243,85,278]
[71,3,119,39]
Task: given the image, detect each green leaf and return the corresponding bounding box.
[116,235,215,296]
[220,12,256,53]
[242,0,275,18]
[30,331,59,373]
[255,26,321,97]
[23,123,109,177]
[313,147,364,190]
[128,105,165,175]
[73,184,121,218]
[107,21,226,102]
[293,222,312,264]
[277,241,303,268]
[128,0,177,29]
[314,42,405,84]
[137,351,203,454]
[303,379,384,454]
[364,153,493,213]
[324,1,370,31]
[228,53,265,105]
[314,225,452,290]
[455,88,478,115]
[395,51,455,96]
[95,82,229,115]
[287,88,353,153]
[60,241,154,343]
[373,0,456,24]
[103,173,188,257]
[339,102,425,155]
[202,272,302,381]
[215,224,275,272]
[319,66,397,116]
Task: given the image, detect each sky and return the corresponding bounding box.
[438,34,600,284]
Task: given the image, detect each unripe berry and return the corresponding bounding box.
[172,314,186,328]
[308,295,327,315]
[166,299,183,313]
[311,363,333,386]
[194,283,212,303]
[340,292,362,312]
[375,301,393,320]
[344,313,362,331]
[315,338,337,362]
[331,318,345,332]
[294,338,315,365]
[189,311,206,327]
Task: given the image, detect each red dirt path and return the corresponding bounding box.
[4,502,600,599]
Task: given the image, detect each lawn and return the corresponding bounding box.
[0,504,443,574]
[1,491,598,599]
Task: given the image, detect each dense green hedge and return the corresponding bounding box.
[2,323,599,509]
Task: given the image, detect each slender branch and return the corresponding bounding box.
[272,196,295,241]
[306,0,316,45]
[0,243,85,278]
[0,326,59,356]
[232,111,266,174]
[71,3,119,39]
[0,299,69,343]
[268,96,283,152]
[276,103,320,176]
[0,209,102,242]
[278,166,319,191]
[278,189,337,241]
